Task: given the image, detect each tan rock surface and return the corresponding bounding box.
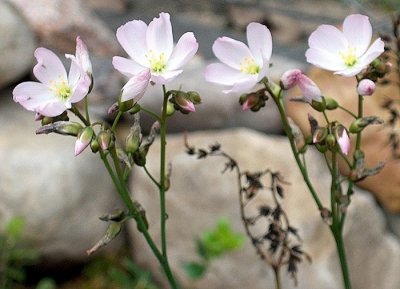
[286,66,400,212]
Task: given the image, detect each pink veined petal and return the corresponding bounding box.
[343,14,372,56]
[297,74,322,103]
[146,12,173,58]
[204,63,246,85]
[112,56,147,77]
[75,36,92,75]
[247,22,272,64]
[13,81,67,117]
[337,129,351,155]
[151,70,183,84]
[65,55,81,87]
[308,25,348,55]
[69,74,91,103]
[212,37,253,70]
[116,20,148,66]
[223,75,258,94]
[167,32,199,71]
[33,48,68,85]
[120,69,151,102]
[306,48,347,71]
[357,37,385,68]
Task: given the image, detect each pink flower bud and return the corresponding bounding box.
[357,79,375,96]
[336,126,350,155]
[280,69,302,90]
[75,126,94,156]
[297,74,322,104]
[75,36,92,76]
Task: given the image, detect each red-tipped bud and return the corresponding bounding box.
[75,126,94,156]
[357,79,375,96]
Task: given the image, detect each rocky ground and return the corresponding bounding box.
[1,0,400,288]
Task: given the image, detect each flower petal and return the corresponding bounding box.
[167,32,199,71]
[112,56,147,77]
[151,70,183,84]
[69,74,91,103]
[357,38,384,68]
[306,48,347,71]
[205,63,246,85]
[13,81,67,116]
[247,22,272,64]
[212,37,253,70]
[33,48,68,85]
[146,12,173,58]
[308,24,348,55]
[343,14,372,56]
[121,69,151,102]
[116,20,148,66]
[75,36,92,75]
[223,75,258,94]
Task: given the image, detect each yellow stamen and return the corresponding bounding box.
[146,50,166,73]
[240,58,260,75]
[339,47,358,67]
[49,78,71,101]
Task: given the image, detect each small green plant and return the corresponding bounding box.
[0,217,40,289]
[183,217,245,280]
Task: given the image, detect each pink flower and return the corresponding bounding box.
[113,12,199,101]
[205,22,272,94]
[13,40,91,117]
[336,126,351,155]
[281,69,322,103]
[120,69,151,102]
[306,14,384,77]
[357,78,375,96]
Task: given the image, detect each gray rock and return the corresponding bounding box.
[0,1,35,89]
[128,128,400,289]
[0,93,121,261]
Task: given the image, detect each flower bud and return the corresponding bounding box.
[98,130,112,151]
[187,91,202,104]
[108,102,119,115]
[357,79,375,96]
[90,138,100,153]
[326,134,336,149]
[336,126,350,155]
[36,121,83,136]
[280,69,302,90]
[125,126,141,154]
[166,100,175,116]
[312,127,328,144]
[310,98,326,112]
[315,142,328,153]
[324,97,339,110]
[41,116,54,125]
[118,98,134,112]
[133,147,147,166]
[171,92,196,114]
[75,126,94,156]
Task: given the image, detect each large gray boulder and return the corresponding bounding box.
[128,128,400,289]
[0,1,35,89]
[0,93,121,261]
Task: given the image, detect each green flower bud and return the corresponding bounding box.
[326,134,336,149]
[187,91,202,104]
[324,97,339,110]
[90,138,100,153]
[118,98,134,112]
[166,100,175,116]
[126,126,141,154]
[311,98,326,112]
[98,130,112,151]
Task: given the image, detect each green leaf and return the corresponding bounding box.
[183,262,207,279]
[36,278,57,289]
[5,217,25,240]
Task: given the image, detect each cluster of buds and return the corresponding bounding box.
[168,90,201,114]
[239,89,269,112]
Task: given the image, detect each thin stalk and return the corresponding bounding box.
[111,111,123,132]
[70,105,90,126]
[144,165,161,188]
[84,96,91,124]
[160,85,169,259]
[273,267,282,289]
[270,88,324,210]
[101,148,179,289]
[332,225,352,289]
[141,106,162,122]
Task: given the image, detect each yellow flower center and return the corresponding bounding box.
[339,47,358,67]
[240,58,260,75]
[146,50,166,73]
[50,79,71,101]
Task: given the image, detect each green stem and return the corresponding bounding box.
[101,149,179,289]
[270,87,324,210]
[331,226,352,289]
[338,105,357,119]
[160,85,169,259]
[111,111,123,132]
[144,165,161,188]
[84,96,91,124]
[70,105,90,126]
[141,106,162,122]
